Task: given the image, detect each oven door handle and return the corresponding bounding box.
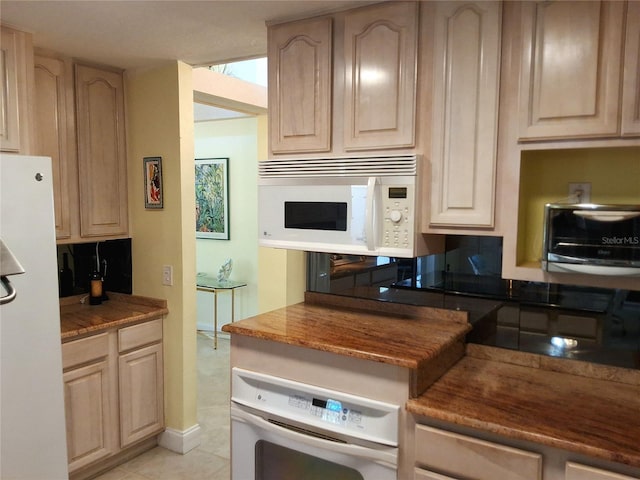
[231,405,397,469]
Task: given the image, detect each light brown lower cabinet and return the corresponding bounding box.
[415,424,542,480]
[63,333,115,472]
[118,320,164,448]
[414,423,640,480]
[566,462,638,480]
[415,467,458,480]
[62,318,164,476]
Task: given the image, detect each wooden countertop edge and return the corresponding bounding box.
[60,311,167,341]
[222,324,432,369]
[60,293,168,341]
[60,291,167,309]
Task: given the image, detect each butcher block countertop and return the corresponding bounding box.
[223,291,472,368]
[60,292,168,341]
[223,292,473,397]
[407,344,640,469]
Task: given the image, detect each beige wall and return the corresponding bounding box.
[125,61,198,433]
[195,116,261,327]
[518,147,640,264]
[254,114,306,313]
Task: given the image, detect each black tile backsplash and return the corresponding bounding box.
[57,238,132,297]
[307,234,640,369]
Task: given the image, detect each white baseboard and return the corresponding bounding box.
[158,424,201,454]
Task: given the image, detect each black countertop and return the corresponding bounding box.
[394,273,615,313]
[330,283,640,370]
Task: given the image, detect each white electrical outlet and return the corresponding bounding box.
[162,265,173,286]
[568,182,591,203]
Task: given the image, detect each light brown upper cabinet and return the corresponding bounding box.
[34,56,128,243]
[75,64,129,238]
[428,1,502,228]
[622,1,640,136]
[1,25,34,154]
[268,17,333,154]
[518,1,639,140]
[343,1,418,151]
[267,1,418,157]
[34,55,74,240]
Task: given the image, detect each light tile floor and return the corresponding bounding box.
[94,332,231,480]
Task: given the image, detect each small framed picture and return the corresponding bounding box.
[195,157,229,240]
[144,157,163,209]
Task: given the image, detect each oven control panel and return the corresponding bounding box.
[231,367,399,447]
[288,394,363,428]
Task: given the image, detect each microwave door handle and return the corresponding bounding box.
[365,177,379,251]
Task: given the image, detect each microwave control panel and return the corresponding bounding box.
[382,185,413,249]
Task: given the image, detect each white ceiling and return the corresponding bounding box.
[0,0,373,70]
[194,102,250,122]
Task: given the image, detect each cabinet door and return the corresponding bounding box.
[75,64,128,237]
[429,1,502,227]
[64,360,114,472]
[268,17,332,154]
[518,1,624,140]
[343,2,417,150]
[415,424,542,480]
[415,467,459,480]
[0,27,31,153]
[566,462,638,480]
[622,1,640,136]
[34,55,73,239]
[119,342,164,447]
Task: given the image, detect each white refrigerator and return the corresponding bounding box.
[0,154,69,479]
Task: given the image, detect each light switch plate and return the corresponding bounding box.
[568,182,591,203]
[162,265,173,286]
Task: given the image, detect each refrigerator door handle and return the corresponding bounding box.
[0,239,25,305]
[0,276,17,305]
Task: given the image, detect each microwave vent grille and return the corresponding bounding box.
[259,155,417,178]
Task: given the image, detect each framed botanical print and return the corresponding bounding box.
[195,157,229,240]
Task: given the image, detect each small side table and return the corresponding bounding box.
[196,275,247,349]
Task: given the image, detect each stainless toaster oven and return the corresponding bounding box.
[542,203,640,276]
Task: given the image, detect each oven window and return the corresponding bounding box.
[285,202,348,231]
[255,440,364,480]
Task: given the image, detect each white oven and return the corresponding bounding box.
[230,368,399,480]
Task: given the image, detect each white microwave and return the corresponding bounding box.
[258,155,435,257]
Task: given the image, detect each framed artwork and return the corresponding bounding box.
[195,157,229,240]
[143,157,163,209]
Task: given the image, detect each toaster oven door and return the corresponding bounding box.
[543,205,640,276]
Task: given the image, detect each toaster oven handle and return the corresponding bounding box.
[548,263,640,277]
[365,177,378,251]
[573,211,640,222]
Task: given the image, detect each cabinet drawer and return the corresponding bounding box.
[415,425,542,480]
[62,332,109,370]
[566,462,637,480]
[415,467,457,480]
[118,318,162,353]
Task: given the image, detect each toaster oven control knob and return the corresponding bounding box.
[389,210,403,223]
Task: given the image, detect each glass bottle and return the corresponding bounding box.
[89,256,102,305]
